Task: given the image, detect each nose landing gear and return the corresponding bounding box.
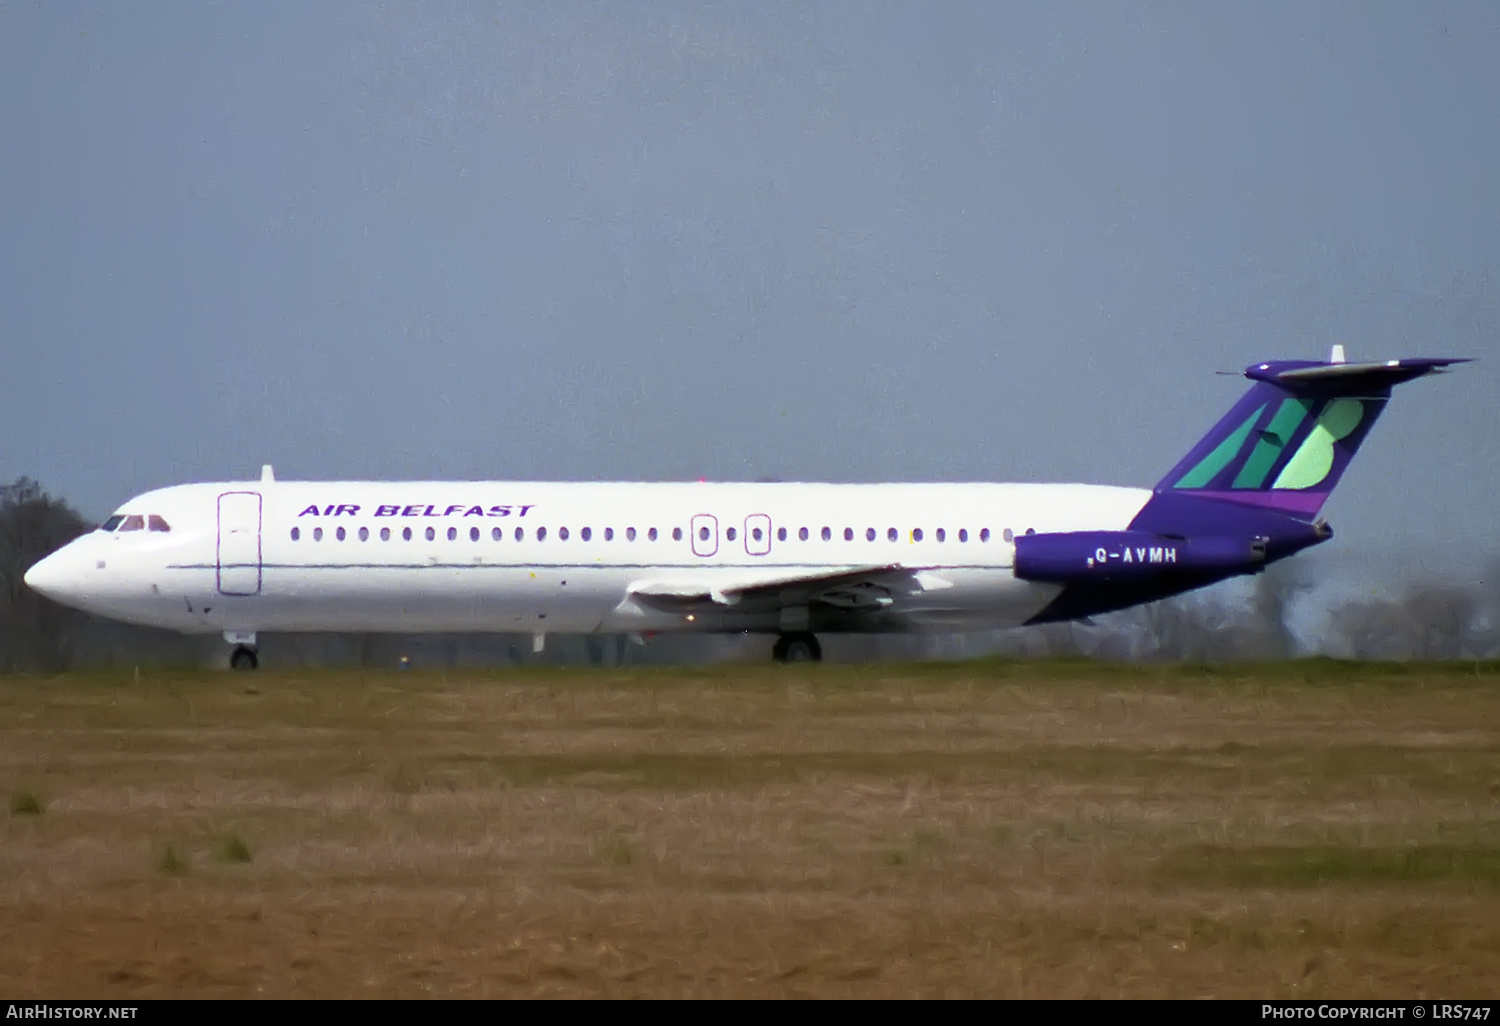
[772,632,822,663]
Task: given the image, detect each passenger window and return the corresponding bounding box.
[699,526,711,541]
[381,527,391,541]
[313,527,323,541]
[649,528,658,541]
[626,527,637,541]
[101,515,125,532]
[425,526,435,541]
[120,515,144,532]
[726,527,737,541]
[821,527,831,541]
[913,528,923,542]
[865,528,876,541]
[936,528,946,542]
[887,527,897,542]
[777,527,786,541]
[800,527,809,541]
[604,527,614,541]
[753,527,763,541]
[470,526,480,542]
[515,527,524,541]
[980,528,990,542]
[559,527,569,541]
[403,527,413,541]
[291,527,300,541]
[148,515,171,532]
[447,526,457,541]
[537,527,547,541]
[841,527,851,541]
[337,526,346,541]
[672,527,682,541]
[581,527,591,541]
[491,527,502,541]
[1003,528,1014,542]
[359,526,370,541]
[958,529,968,542]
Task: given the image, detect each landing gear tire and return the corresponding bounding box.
[773,632,822,663]
[229,646,259,671]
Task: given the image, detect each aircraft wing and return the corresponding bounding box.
[627,565,929,614]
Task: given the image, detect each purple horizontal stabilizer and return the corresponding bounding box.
[1248,357,1471,392]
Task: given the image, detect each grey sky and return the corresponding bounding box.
[2,2,1495,580]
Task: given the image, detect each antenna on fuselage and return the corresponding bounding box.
[261,464,275,483]
[1329,344,1346,364]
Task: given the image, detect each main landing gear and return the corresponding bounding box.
[225,631,258,671]
[772,632,822,663]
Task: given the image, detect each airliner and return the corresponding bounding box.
[24,349,1466,669]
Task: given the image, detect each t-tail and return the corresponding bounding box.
[1020,348,1470,624]
[1148,348,1469,518]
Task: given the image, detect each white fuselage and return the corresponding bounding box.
[27,479,1153,638]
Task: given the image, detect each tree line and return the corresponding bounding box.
[0,475,1495,672]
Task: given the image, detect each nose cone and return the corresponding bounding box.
[24,548,82,606]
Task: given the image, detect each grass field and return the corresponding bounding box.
[2,659,1499,998]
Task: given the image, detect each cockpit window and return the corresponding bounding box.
[148,515,171,532]
[101,515,125,532]
[119,515,145,532]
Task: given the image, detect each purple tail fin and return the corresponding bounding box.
[1154,355,1470,518]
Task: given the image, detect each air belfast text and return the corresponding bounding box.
[297,504,537,518]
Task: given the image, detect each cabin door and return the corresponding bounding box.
[216,491,263,596]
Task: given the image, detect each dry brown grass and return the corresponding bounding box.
[2,659,1498,998]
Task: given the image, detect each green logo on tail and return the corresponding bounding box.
[1173,398,1365,492]
[1272,398,1364,490]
